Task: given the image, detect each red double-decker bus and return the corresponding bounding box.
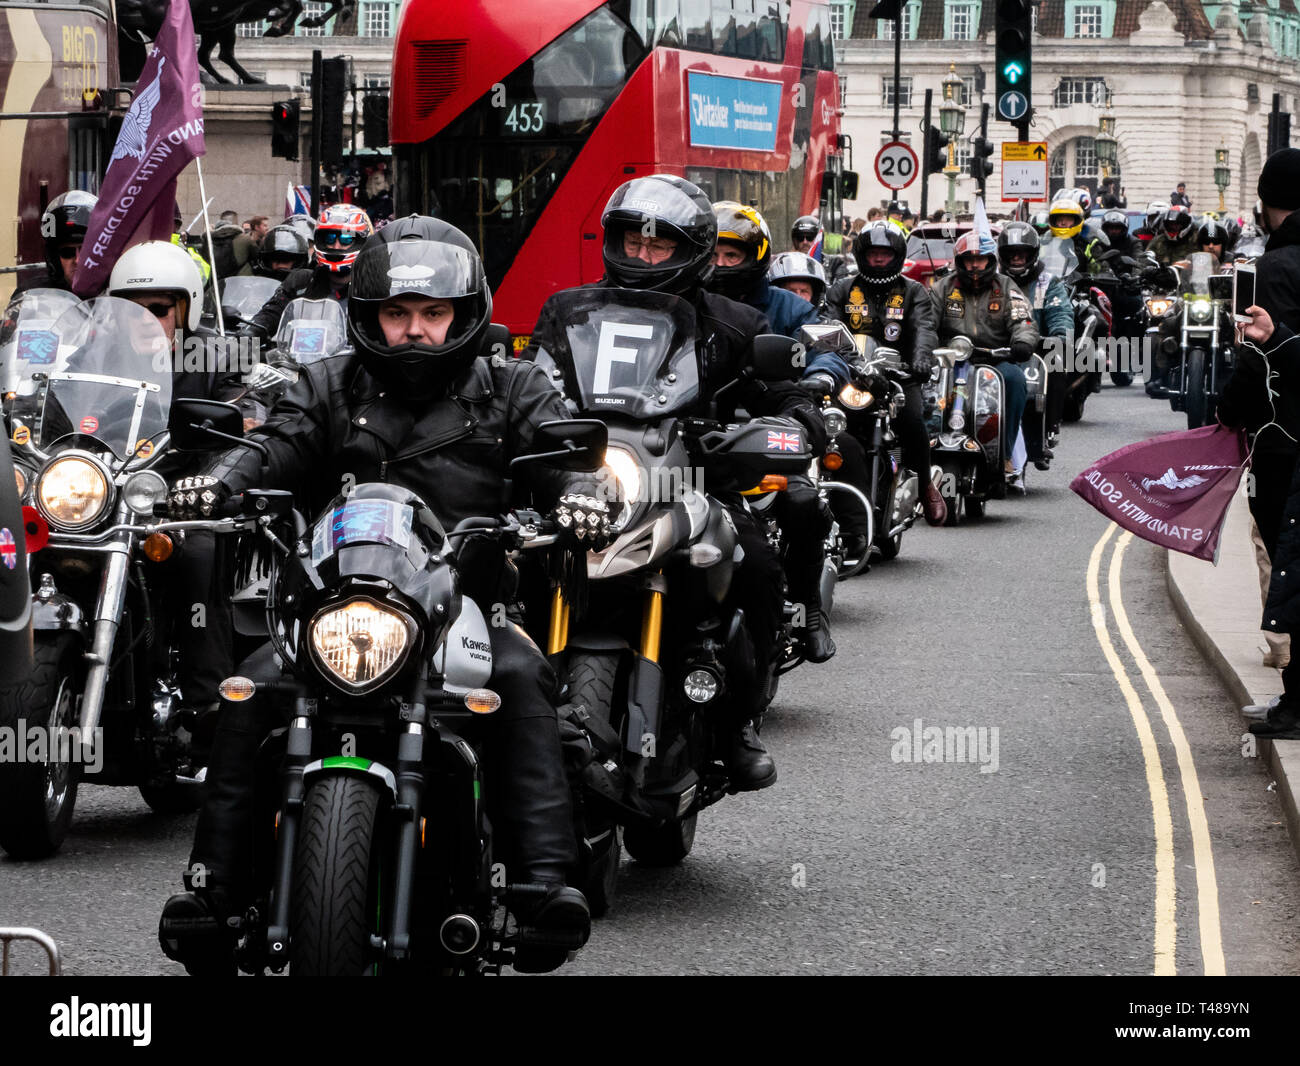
[390,0,853,344]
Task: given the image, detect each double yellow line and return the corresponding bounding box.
[1087,524,1225,976]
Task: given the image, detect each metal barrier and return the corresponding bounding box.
[0,927,62,975]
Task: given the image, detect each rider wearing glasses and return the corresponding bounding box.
[244,204,374,338]
[16,190,99,296]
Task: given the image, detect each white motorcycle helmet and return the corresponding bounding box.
[108,240,204,331]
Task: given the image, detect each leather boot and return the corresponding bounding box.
[725,721,777,791]
[922,482,948,526]
[798,606,836,663]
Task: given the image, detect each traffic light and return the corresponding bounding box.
[319,57,348,166]
[1268,109,1292,156]
[270,99,299,161]
[970,136,995,185]
[994,0,1032,124]
[362,92,389,149]
[923,125,950,178]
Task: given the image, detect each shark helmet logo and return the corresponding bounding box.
[387,263,437,290]
[1141,468,1209,493]
[111,56,165,163]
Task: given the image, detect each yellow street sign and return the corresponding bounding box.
[1002,141,1048,162]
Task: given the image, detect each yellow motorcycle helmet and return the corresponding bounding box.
[1047,197,1085,240]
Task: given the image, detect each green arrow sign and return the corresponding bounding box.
[1003,62,1023,84]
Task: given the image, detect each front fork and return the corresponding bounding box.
[77,540,133,757]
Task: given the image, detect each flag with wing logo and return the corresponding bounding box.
[1070,424,1248,562]
[73,0,206,296]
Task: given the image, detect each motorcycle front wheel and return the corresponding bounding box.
[291,774,385,975]
[0,632,82,859]
[624,813,697,867]
[1185,347,1209,429]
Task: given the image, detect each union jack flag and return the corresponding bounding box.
[767,430,802,452]
[0,528,16,571]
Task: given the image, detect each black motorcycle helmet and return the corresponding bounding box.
[851,221,907,286]
[1221,214,1241,251]
[601,174,716,294]
[1029,210,1051,237]
[1195,218,1228,254]
[707,201,773,301]
[996,221,1041,281]
[791,214,821,248]
[257,224,310,279]
[1100,209,1129,246]
[41,191,98,277]
[347,215,492,397]
[1161,207,1192,240]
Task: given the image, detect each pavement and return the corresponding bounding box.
[1166,477,1300,864]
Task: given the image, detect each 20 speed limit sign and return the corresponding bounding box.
[874,141,919,190]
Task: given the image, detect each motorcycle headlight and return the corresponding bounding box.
[308,596,416,693]
[122,471,168,515]
[1145,298,1172,317]
[822,407,848,437]
[603,445,643,533]
[838,383,873,410]
[1187,297,1213,322]
[36,454,110,530]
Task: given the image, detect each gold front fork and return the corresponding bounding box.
[640,583,664,663]
[546,585,570,656]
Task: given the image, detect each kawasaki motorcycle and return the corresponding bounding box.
[159,403,608,975]
[530,288,813,881]
[0,297,205,858]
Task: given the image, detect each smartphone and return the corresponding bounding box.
[1234,261,1257,324]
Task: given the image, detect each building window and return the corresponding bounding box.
[879,2,917,39]
[360,1,392,38]
[1053,77,1107,106]
[959,75,976,106]
[296,1,330,36]
[236,21,264,38]
[838,73,849,108]
[954,141,971,169]
[882,76,912,108]
[1074,136,1098,178]
[299,71,314,90]
[830,0,854,39]
[948,3,976,40]
[1050,152,1065,180]
[363,73,390,90]
[1072,4,1103,38]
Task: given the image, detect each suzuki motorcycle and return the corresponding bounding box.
[529,288,813,880]
[158,404,610,975]
[0,297,204,858]
[925,334,1007,525]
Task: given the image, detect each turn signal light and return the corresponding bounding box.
[464,688,501,714]
[822,451,843,471]
[143,532,174,562]
[219,675,256,701]
[757,475,788,492]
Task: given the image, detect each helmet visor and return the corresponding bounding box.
[349,240,481,303]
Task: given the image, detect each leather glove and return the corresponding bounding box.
[552,493,612,553]
[797,372,836,398]
[168,476,229,519]
[908,352,935,380]
[1010,340,1035,364]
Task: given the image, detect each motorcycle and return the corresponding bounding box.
[925,334,1007,525]
[804,323,918,567]
[1147,253,1234,429]
[217,275,281,332]
[529,288,813,881]
[240,297,352,412]
[1060,276,1111,424]
[0,297,206,858]
[159,402,610,975]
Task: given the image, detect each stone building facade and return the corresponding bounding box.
[835,0,1300,218]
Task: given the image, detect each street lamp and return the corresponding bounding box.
[1096,89,1117,182]
[1214,144,1231,213]
[939,65,966,216]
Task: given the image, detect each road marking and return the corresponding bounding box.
[1087,525,1177,974]
[1109,531,1226,976]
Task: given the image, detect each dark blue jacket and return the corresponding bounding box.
[752,277,821,340]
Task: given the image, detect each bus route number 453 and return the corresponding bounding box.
[503,101,546,134]
[874,141,919,191]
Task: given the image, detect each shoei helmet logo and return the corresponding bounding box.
[625,198,660,212]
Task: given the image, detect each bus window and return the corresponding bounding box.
[683,0,712,50]
[734,0,760,58]
[712,3,736,53]
[756,0,787,61]
[652,0,684,44]
[686,166,718,203]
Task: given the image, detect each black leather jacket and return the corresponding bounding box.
[824,273,938,377]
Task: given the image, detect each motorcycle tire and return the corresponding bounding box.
[942,491,963,527]
[1185,348,1209,430]
[563,653,619,728]
[624,812,697,867]
[1110,372,1133,387]
[0,632,82,859]
[139,778,203,815]
[1062,391,1086,423]
[874,530,903,561]
[966,496,986,520]
[290,774,385,976]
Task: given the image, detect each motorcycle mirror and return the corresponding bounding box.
[169,398,246,451]
[931,347,961,368]
[510,418,609,472]
[751,333,801,381]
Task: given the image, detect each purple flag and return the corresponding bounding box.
[1070,424,1248,562]
[73,0,205,296]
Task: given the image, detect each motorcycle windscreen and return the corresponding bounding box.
[31,297,173,461]
[1183,252,1214,296]
[220,275,280,325]
[532,288,701,420]
[1039,237,1079,279]
[0,288,83,400]
[972,365,1003,464]
[273,297,348,365]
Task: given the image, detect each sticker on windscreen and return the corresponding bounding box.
[290,325,328,359]
[311,499,414,564]
[16,327,58,365]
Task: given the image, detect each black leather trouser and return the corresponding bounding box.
[188,617,578,903]
[169,531,233,706]
[772,473,832,609]
[827,433,871,538]
[896,381,931,480]
[725,501,785,725]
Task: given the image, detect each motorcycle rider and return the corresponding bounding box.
[253,223,311,281]
[1029,211,1051,239]
[769,250,828,308]
[1046,196,1106,276]
[1148,205,1197,266]
[529,173,834,786]
[710,202,821,338]
[930,231,1041,482]
[16,191,98,295]
[791,214,851,285]
[825,220,949,527]
[244,204,372,337]
[159,216,606,975]
[996,222,1071,468]
[1099,210,1138,259]
[1193,217,1231,268]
